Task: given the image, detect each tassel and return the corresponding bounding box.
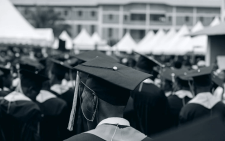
[67,71,80,131]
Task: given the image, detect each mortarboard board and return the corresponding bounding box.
[19,58,48,82]
[151,115,225,141]
[49,59,73,77]
[20,57,44,72]
[0,65,10,75]
[74,57,151,93]
[183,66,214,87]
[74,51,119,62]
[212,74,224,88]
[134,51,164,68]
[64,58,83,67]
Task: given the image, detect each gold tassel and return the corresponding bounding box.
[67,71,80,131]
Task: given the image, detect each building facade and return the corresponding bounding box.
[12,0,221,42]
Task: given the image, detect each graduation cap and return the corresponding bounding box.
[184,66,214,87]
[134,51,164,74]
[151,115,225,141]
[68,57,151,131]
[20,58,44,72]
[0,65,11,75]
[49,59,73,78]
[64,58,83,67]
[212,74,224,88]
[57,39,66,52]
[74,51,119,62]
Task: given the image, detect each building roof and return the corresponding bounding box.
[10,0,221,7]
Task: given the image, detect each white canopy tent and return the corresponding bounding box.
[113,32,137,53]
[0,0,44,46]
[35,28,54,47]
[190,21,207,54]
[73,28,95,50]
[91,32,111,51]
[163,25,190,55]
[148,29,166,54]
[137,29,165,54]
[210,17,220,27]
[59,31,73,50]
[152,28,176,55]
[135,31,155,52]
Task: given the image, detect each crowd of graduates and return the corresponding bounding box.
[0,45,224,141]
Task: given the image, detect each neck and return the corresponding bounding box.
[196,88,211,95]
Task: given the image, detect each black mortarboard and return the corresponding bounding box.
[74,57,151,106]
[212,74,224,88]
[19,58,48,83]
[184,66,214,87]
[134,51,164,74]
[74,51,119,62]
[151,115,225,141]
[64,58,83,67]
[0,65,11,75]
[20,57,44,72]
[49,59,73,77]
[58,39,66,52]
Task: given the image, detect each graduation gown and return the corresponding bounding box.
[0,91,42,141]
[65,118,151,141]
[50,84,87,136]
[36,90,68,141]
[179,92,225,125]
[0,87,11,99]
[167,90,193,128]
[125,79,170,136]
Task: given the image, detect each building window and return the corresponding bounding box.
[131,14,146,21]
[150,14,165,22]
[91,25,95,34]
[168,16,172,22]
[109,14,113,20]
[78,11,82,17]
[108,28,112,38]
[77,25,81,33]
[200,17,204,22]
[185,16,190,22]
[91,11,96,17]
[64,10,68,16]
[124,15,127,21]
[24,8,29,15]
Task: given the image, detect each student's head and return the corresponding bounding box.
[192,74,213,94]
[20,70,47,101]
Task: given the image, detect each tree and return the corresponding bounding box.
[28,6,72,37]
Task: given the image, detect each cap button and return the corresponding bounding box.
[60,62,63,65]
[184,72,187,75]
[113,66,118,71]
[35,71,38,74]
[198,69,200,72]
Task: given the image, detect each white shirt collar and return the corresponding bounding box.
[4,91,31,102]
[97,117,130,127]
[50,84,70,95]
[143,78,154,84]
[174,90,193,99]
[165,91,172,97]
[189,92,220,109]
[36,90,56,103]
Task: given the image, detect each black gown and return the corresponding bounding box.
[0,91,42,141]
[125,80,170,136]
[36,90,68,141]
[179,92,225,125]
[50,84,87,136]
[167,90,193,128]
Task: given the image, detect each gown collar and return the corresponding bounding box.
[174,90,193,99]
[36,90,56,103]
[4,91,31,102]
[97,117,130,127]
[50,84,70,95]
[189,92,220,109]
